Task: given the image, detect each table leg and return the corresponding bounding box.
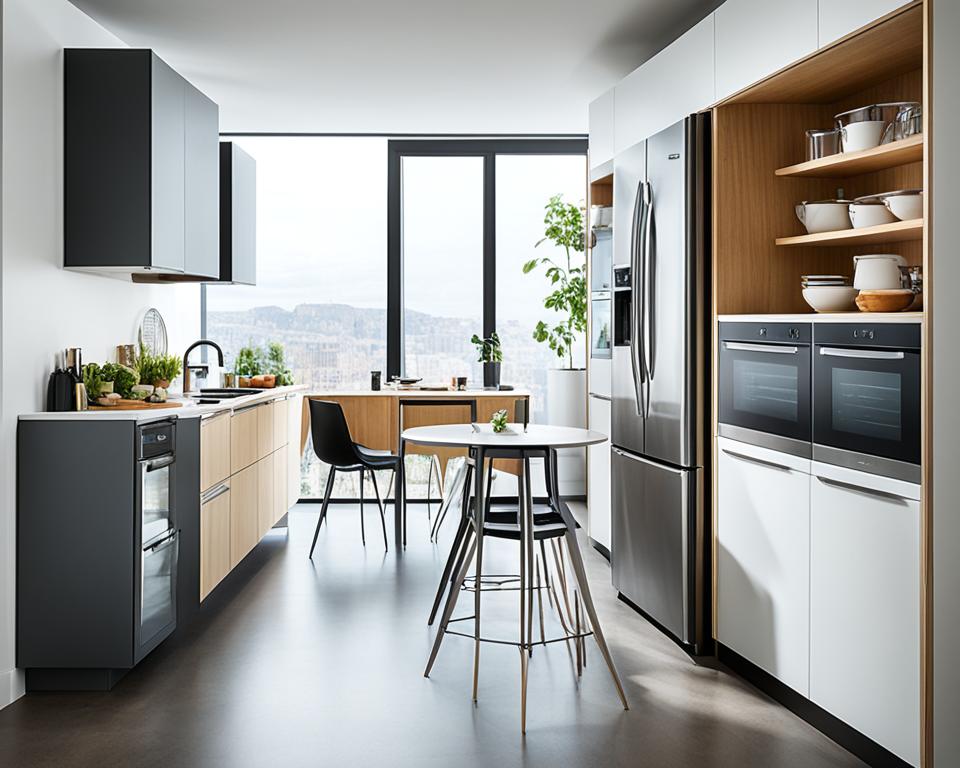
[472,446,486,702]
[396,438,407,550]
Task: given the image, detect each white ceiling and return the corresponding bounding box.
[69,0,720,135]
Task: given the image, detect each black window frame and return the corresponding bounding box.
[386,138,587,379]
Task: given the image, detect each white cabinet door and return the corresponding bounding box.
[614,14,714,154]
[587,395,612,552]
[717,437,811,695]
[715,0,818,102]
[819,0,909,47]
[589,88,615,173]
[810,462,920,767]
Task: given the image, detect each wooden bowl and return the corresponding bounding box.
[855,289,915,313]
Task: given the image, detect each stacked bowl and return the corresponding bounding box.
[801,275,858,312]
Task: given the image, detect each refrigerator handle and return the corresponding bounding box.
[629,178,646,417]
[641,181,655,416]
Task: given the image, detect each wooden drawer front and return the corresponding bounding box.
[257,401,275,460]
[257,451,276,539]
[273,398,289,448]
[200,413,231,493]
[230,463,259,567]
[230,406,259,473]
[200,486,231,601]
[312,395,397,451]
[274,447,288,526]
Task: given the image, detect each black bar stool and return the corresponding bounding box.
[307,399,403,555]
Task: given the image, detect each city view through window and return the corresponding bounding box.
[205,137,586,498]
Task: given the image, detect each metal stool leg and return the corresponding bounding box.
[427,462,473,624]
[359,469,366,546]
[370,470,389,552]
[472,448,486,702]
[309,467,336,559]
[518,451,529,732]
[424,535,477,678]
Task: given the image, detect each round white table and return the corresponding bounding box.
[401,423,628,730]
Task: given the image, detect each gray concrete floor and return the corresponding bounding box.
[0,502,865,768]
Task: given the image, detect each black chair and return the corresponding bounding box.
[307,399,402,556]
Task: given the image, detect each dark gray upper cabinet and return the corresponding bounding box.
[214,142,257,285]
[64,49,220,279]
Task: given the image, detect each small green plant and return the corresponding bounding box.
[522,194,587,369]
[470,332,503,364]
[100,363,140,398]
[265,342,294,386]
[82,363,104,398]
[234,344,265,378]
[136,345,182,387]
[490,409,509,433]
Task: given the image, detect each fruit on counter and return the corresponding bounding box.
[146,387,168,404]
[95,393,122,407]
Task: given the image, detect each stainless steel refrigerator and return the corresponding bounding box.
[611,114,710,654]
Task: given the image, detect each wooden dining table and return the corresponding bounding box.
[299,389,532,548]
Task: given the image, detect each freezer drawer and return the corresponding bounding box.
[611,447,698,644]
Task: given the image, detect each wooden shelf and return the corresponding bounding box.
[775,135,923,178]
[776,219,922,247]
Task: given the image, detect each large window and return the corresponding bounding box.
[205,136,586,499]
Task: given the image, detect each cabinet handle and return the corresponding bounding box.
[815,475,910,503]
[818,347,905,360]
[201,483,230,504]
[233,403,261,415]
[721,447,792,472]
[723,341,798,355]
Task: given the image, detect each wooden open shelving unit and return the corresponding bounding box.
[775,218,923,247]
[775,134,923,178]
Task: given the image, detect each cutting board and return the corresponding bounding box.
[89,399,183,410]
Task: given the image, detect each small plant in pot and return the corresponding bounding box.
[135,347,183,390]
[471,331,503,390]
[234,344,264,388]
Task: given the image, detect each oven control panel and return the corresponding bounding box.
[720,322,811,344]
[814,323,921,349]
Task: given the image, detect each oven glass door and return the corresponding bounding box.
[591,294,612,359]
[719,340,811,442]
[141,456,174,545]
[813,345,920,464]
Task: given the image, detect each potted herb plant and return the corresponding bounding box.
[523,194,588,492]
[234,344,264,388]
[471,331,502,390]
[266,341,294,387]
[136,348,183,390]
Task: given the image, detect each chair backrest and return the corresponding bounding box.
[308,399,359,468]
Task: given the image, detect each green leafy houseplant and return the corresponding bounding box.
[234,345,265,378]
[265,342,294,386]
[82,363,104,398]
[523,194,587,369]
[100,363,140,398]
[136,347,182,388]
[470,332,502,363]
[490,408,509,433]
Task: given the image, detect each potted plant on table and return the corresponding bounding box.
[470,331,503,390]
[523,193,587,422]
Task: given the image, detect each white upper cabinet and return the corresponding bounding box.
[715,0,818,102]
[614,14,715,154]
[818,0,910,47]
[589,88,615,173]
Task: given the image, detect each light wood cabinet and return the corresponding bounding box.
[273,397,288,449]
[714,0,818,102]
[809,463,920,766]
[200,485,231,601]
[717,437,811,696]
[274,447,288,526]
[200,413,231,493]
[257,400,275,459]
[257,450,275,539]
[229,463,259,567]
[230,405,259,473]
[818,0,909,48]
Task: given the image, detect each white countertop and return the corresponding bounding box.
[718,312,923,324]
[304,388,532,398]
[19,385,308,423]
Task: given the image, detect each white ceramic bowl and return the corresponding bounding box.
[802,285,859,313]
[840,120,886,152]
[796,201,853,234]
[883,192,923,221]
[849,201,898,228]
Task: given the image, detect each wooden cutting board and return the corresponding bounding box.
[89,399,184,410]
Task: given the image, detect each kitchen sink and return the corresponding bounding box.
[194,388,264,398]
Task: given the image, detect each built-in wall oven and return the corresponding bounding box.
[590,228,613,360]
[135,420,178,661]
[718,322,812,457]
[812,323,921,483]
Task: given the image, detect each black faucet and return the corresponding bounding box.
[183,340,225,393]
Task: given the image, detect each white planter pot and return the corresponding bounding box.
[546,368,587,497]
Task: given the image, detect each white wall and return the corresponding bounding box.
[933,0,960,760]
[0,0,201,708]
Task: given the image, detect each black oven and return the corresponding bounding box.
[813,323,921,483]
[719,322,812,457]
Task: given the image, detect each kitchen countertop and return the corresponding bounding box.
[718,312,923,324]
[303,388,532,398]
[19,384,309,423]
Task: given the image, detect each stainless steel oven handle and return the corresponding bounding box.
[145,529,178,552]
[818,347,905,360]
[815,475,911,502]
[723,341,798,355]
[720,446,793,472]
[143,455,175,472]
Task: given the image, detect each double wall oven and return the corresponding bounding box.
[719,321,921,484]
